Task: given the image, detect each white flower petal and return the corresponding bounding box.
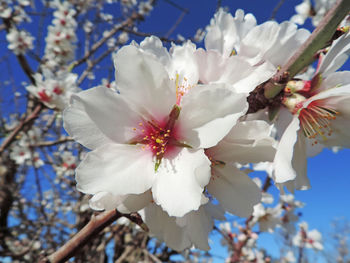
[318,32,350,76]
[180,205,216,250]
[205,9,256,57]
[117,191,153,213]
[207,120,276,164]
[114,45,176,117]
[76,144,155,196]
[208,165,261,217]
[67,86,142,144]
[273,117,301,183]
[195,49,270,93]
[169,41,199,86]
[152,148,211,217]
[142,203,191,251]
[179,83,248,148]
[89,192,126,211]
[63,94,114,150]
[139,36,171,67]
[263,21,310,67]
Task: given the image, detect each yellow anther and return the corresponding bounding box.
[156,138,163,144]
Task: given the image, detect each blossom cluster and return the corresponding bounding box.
[26,69,80,110]
[44,0,77,68]
[6,28,34,55]
[60,5,350,253]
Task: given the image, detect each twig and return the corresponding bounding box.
[114,246,133,263]
[44,210,122,263]
[43,211,147,263]
[264,0,350,98]
[31,137,74,147]
[71,12,145,70]
[247,0,350,113]
[2,18,36,84]
[164,10,188,38]
[270,0,286,20]
[0,104,43,154]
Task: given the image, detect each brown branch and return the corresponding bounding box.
[247,0,350,112]
[43,210,147,263]
[164,9,188,39]
[264,0,350,98]
[0,104,43,155]
[31,137,74,147]
[71,11,146,69]
[43,210,121,263]
[270,0,286,20]
[2,18,36,84]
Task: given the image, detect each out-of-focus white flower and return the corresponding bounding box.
[219,222,231,234]
[117,32,129,45]
[0,6,12,18]
[54,151,78,176]
[44,0,77,67]
[293,222,323,250]
[6,29,34,55]
[83,21,93,33]
[281,251,296,263]
[138,1,153,16]
[290,0,312,25]
[290,0,337,26]
[10,144,31,165]
[251,203,283,232]
[26,69,80,110]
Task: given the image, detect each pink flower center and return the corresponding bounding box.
[53,85,63,95]
[136,121,177,157]
[298,101,339,144]
[130,105,185,170]
[38,90,51,102]
[307,238,314,244]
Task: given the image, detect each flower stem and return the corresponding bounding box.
[264,0,350,99]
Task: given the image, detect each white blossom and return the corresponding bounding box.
[27,69,80,110]
[6,29,34,55]
[64,42,249,217]
[293,222,323,250]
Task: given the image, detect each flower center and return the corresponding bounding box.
[131,105,189,171]
[298,101,339,144]
[138,120,174,157]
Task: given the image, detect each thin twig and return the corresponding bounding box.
[164,10,188,38]
[44,211,147,263]
[31,137,74,147]
[270,0,286,20]
[0,104,43,154]
[264,0,350,98]
[71,12,145,69]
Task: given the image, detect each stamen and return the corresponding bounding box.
[299,102,339,142]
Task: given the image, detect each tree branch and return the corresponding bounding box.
[43,210,147,263]
[0,104,43,154]
[264,0,350,99]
